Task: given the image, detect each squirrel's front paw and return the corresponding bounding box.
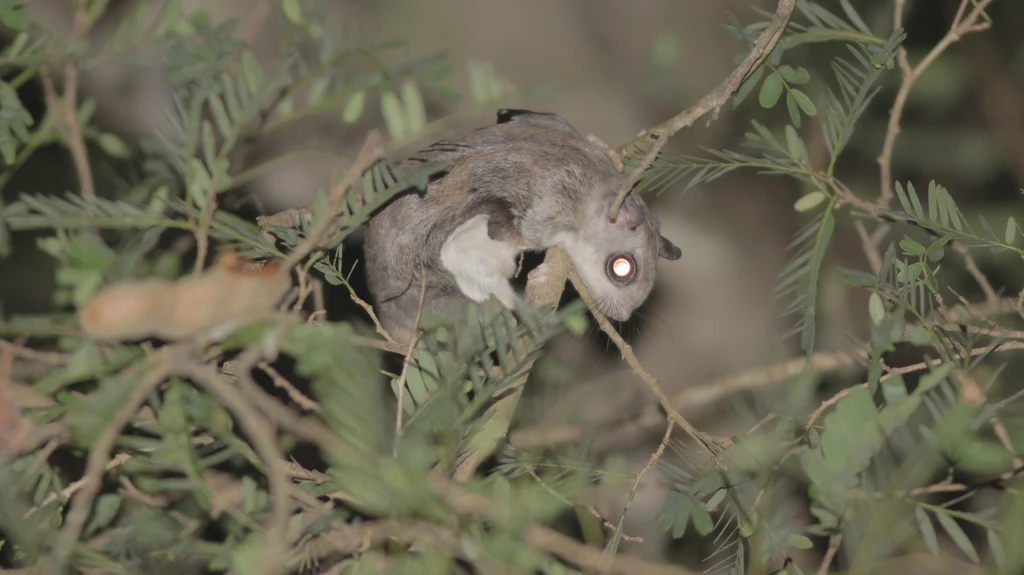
[525,262,554,301]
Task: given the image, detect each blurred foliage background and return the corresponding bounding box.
[2,0,1024,574]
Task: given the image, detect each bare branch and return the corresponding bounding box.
[607,0,797,220]
[877,0,996,208]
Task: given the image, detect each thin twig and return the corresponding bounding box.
[192,192,220,275]
[349,290,397,344]
[877,0,995,208]
[951,242,1000,307]
[25,452,134,519]
[853,219,883,272]
[816,531,844,575]
[511,347,863,451]
[569,269,719,461]
[49,353,174,571]
[608,0,797,220]
[0,340,73,365]
[526,469,643,543]
[258,361,320,411]
[280,130,385,271]
[430,473,698,575]
[612,423,673,547]
[39,1,95,204]
[0,343,22,451]
[394,264,428,454]
[176,362,292,574]
[512,291,1024,452]
[806,342,1024,431]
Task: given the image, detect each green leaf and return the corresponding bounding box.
[868,292,885,326]
[786,91,802,127]
[65,365,148,446]
[95,133,130,159]
[790,89,817,116]
[758,71,784,108]
[468,60,502,104]
[657,491,692,539]
[342,90,366,124]
[690,502,714,536]
[232,533,284,574]
[907,327,932,345]
[790,207,835,355]
[705,489,728,512]
[838,0,873,35]
[1006,217,1017,245]
[401,80,426,133]
[900,238,926,256]
[722,430,788,470]
[0,80,34,164]
[283,323,386,458]
[794,191,825,213]
[733,65,765,108]
[780,65,810,84]
[432,84,463,103]
[880,375,907,405]
[380,90,408,140]
[0,3,31,31]
[915,507,939,555]
[157,0,183,31]
[925,241,945,262]
[83,493,123,538]
[0,203,10,258]
[955,438,1013,475]
[988,529,1005,568]
[306,76,331,106]
[784,125,807,163]
[239,50,265,98]
[915,363,952,395]
[934,511,980,563]
[562,312,588,336]
[788,534,814,550]
[281,0,302,24]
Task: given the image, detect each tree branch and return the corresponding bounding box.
[877,0,996,208]
[567,269,721,460]
[607,0,797,220]
[39,1,95,204]
[279,130,385,271]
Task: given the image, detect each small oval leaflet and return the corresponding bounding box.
[401,80,426,133]
[342,90,366,124]
[380,90,408,140]
[281,0,302,24]
[790,89,817,116]
[758,70,784,108]
[794,191,826,212]
[868,292,885,326]
[779,65,810,84]
[900,238,926,256]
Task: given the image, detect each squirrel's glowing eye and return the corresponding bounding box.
[607,255,636,283]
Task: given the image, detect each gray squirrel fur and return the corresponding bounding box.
[363,109,682,344]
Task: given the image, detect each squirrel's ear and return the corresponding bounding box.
[495,109,578,133]
[496,109,538,124]
[659,235,682,260]
[610,193,647,230]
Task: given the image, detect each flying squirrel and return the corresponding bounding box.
[363,109,682,345]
